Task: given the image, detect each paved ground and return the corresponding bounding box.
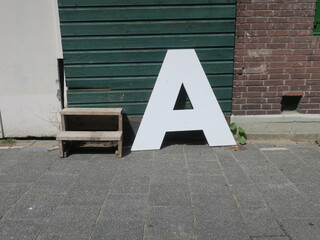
[0,140,319,240]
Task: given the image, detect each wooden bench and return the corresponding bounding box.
[56,108,123,158]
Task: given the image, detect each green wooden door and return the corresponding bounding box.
[58,0,236,117]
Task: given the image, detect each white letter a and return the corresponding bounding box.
[131,49,236,151]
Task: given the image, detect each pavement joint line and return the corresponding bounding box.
[36,155,93,239]
[143,150,155,239]
[183,144,199,240]
[230,148,293,239]
[287,146,320,177]
[215,151,252,239]
[260,146,320,213]
[257,149,299,240]
[87,156,122,240]
[1,155,61,224]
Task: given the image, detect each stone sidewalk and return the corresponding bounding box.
[0,141,319,240]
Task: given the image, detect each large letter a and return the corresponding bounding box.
[131,49,236,151]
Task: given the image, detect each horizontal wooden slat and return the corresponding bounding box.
[61,20,235,36]
[67,87,232,104]
[59,5,235,22]
[62,34,234,50]
[61,108,122,115]
[64,62,234,78]
[66,75,233,89]
[67,100,232,115]
[57,131,122,141]
[64,48,234,64]
[58,0,236,7]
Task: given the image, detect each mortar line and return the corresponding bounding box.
[238,145,293,240]
[214,150,252,239]
[183,145,199,240]
[143,150,154,239]
[87,155,122,240]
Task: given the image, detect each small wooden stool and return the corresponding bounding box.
[56,108,123,158]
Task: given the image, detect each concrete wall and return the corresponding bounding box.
[0,0,63,138]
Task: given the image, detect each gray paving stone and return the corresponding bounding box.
[280,218,320,240]
[192,194,242,221]
[47,159,89,175]
[5,194,62,220]
[252,237,290,240]
[155,145,184,155]
[40,206,100,236]
[117,159,152,176]
[242,164,280,177]
[76,168,115,186]
[189,175,229,195]
[100,194,148,220]
[280,165,320,183]
[263,193,320,219]
[240,207,284,236]
[263,182,295,194]
[146,206,196,238]
[295,183,320,207]
[0,165,46,183]
[224,167,252,185]
[303,157,320,173]
[61,183,108,206]
[110,175,150,194]
[184,144,213,155]
[249,173,291,185]
[215,151,239,168]
[0,183,29,205]
[0,205,11,219]
[187,160,223,175]
[29,173,77,195]
[153,155,186,169]
[149,182,191,206]
[123,149,153,161]
[232,184,265,207]
[186,153,217,162]
[152,167,188,184]
[38,236,90,240]
[144,237,195,240]
[263,150,303,168]
[91,220,144,240]
[0,219,44,240]
[197,220,250,240]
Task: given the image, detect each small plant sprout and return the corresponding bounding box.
[229,123,247,145]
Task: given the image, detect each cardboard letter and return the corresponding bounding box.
[131,49,236,151]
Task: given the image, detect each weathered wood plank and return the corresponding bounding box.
[60,20,235,36]
[58,0,237,7]
[62,34,235,50]
[66,75,233,89]
[63,48,234,64]
[61,108,122,115]
[67,87,232,104]
[56,131,122,141]
[59,5,235,22]
[64,62,234,78]
[67,100,233,115]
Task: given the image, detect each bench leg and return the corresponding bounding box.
[59,140,65,158]
[116,140,122,158]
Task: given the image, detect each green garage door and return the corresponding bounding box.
[58,0,236,117]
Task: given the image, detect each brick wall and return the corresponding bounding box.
[233,0,320,115]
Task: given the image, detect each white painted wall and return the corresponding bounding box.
[0,0,63,138]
